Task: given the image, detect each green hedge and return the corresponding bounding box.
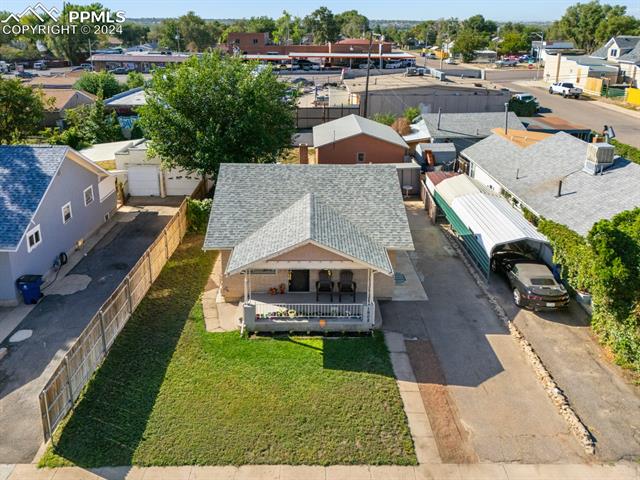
[539,209,640,372]
[611,139,640,165]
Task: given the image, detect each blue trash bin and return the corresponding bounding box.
[16,275,44,304]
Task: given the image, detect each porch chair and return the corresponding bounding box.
[338,270,356,303]
[316,270,333,302]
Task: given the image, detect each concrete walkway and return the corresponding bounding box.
[1,462,638,480]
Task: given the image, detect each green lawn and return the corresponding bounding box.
[40,234,415,467]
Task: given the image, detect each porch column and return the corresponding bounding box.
[370,271,375,304]
[243,271,248,304]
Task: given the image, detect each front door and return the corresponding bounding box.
[289,270,310,292]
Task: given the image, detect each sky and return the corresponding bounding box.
[3,0,640,22]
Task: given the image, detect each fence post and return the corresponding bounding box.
[98,310,107,353]
[63,357,74,406]
[164,230,169,261]
[126,276,132,314]
[39,390,53,444]
[147,252,153,284]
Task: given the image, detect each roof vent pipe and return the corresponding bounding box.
[504,102,509,135]
[556,179,563,197]
[437,108,442,130]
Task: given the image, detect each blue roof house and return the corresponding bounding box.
[0,146,117,305]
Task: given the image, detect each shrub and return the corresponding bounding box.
[372,113,396,126]
[508,97,537,117]
[540,209,640,373]
[391,117,411,136]
[403,106,421,122]
[611,139,640,165]
[186,198,212,233]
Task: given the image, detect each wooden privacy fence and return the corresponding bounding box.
[39,200,188,441]
[295,105,360,128]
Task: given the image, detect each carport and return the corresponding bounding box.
[433,175,548,278]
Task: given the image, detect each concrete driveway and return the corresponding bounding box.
[382,202,585,463]
[489,275,640,461]
[0,201,179,464]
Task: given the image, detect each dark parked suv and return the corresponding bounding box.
[492,252,569,310]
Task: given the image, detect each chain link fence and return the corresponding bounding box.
[39,200,188,441]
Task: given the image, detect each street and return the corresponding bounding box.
[504,80,640,148]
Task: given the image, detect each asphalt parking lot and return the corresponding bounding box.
[0,202,178,464]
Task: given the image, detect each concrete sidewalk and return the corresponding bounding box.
[1,462,638,480]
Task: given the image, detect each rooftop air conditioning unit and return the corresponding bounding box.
[583,143,615,175]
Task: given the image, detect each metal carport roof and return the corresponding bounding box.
[433,174,548,276]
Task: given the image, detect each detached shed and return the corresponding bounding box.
[434,175,548,277]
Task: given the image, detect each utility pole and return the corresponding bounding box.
[363,30,374,118]
[531,32,544,80]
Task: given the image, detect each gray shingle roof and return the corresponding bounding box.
[204,163,414,254]
[591,36,640,61]
[619,42,640,64]
[0,146,69,251]
[461,133,640,236]
[590,38,614,59]
[227,193,392,275]
[312,114,408,149]
[420,112,526,140]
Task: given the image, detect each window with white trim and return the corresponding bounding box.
[84,185,94,206]
[61,202,72,224]
[356,152,366,163]
[27,225,42,252]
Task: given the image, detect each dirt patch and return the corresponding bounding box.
[405,339,478,463]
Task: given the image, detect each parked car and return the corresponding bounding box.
[15,71,37,78]
[512,93,540,111]
[33,61,48,70]
[405,66,418,76]
[495,59,518,68]
[492,252,569,310]
[80,63,94,71]
[444,57,457,64]
[424,53,437,59]
[108,67,131,74]
[385,61,404,69]
[358,62,374,69]
[549,82,582,98]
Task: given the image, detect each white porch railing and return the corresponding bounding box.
[254,303,364,320]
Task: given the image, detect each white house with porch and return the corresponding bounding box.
[203,163,414,332]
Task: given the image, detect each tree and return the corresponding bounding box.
[150,12,219,51]
[412,21,438,46]
[0,77,47,143]
[452,29,489,62]
[303,7,339,43]
[44,3,108,64]
[44,96,124,149]
[498,31,530,55]
[245,16,276,34]
[508,97,537,117]
[549,1,638,51]
[126,71,145,89]
[336,10,369,39]
[462,15,497,36]
[75,71,124,98]
[117,22,150,46]
[138,53,296,176]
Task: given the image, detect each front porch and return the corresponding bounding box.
[245,291,376,332]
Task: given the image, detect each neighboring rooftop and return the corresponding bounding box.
[0,146,68,250]
[461,132,640,235]
[520,115,590,133]
[418,111,525,140]
[80,140,137,163]
[343,73,498,93]
[41,89,95,110]
[313,114,408,149]
[105,87,147,108]
[204,163,414,251]
[591,36,640,60]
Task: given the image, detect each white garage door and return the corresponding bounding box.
[128,165,160,196]
[165,168,200,196]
